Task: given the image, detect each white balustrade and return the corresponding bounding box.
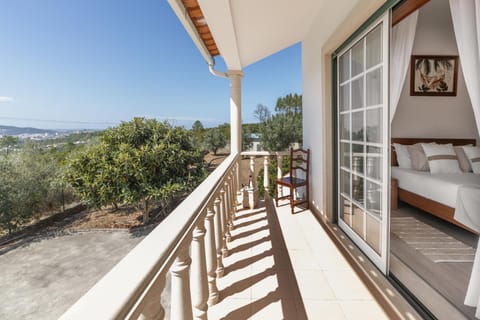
[171,247,193,320]
[263,156,270,194]
[204,206,219,306]
[191,217,208,320]
[213,197,225,278]
[277,154,283,198]
[61,152,289,320]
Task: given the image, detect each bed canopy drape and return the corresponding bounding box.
[449,0,480,317]
[390,11,418,122]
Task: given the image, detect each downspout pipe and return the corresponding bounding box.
[209,62,228,79]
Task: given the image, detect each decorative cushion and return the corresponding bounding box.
[455,146,473,172]
[462,146,480,174]
[407,143,430,171]
[393,143,412,168]
[421,143,462,174]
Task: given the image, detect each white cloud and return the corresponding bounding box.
[0,96,13,103]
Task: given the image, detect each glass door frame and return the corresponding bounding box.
[334,12,391,275]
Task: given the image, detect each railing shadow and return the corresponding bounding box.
[216,196,307,319]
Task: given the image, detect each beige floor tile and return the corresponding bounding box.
[250,272,295,300]
[293,270,336,300]
[288,249,321,270]
[300,300,347,320]
[323,270,374,300]
[340,301,389,320]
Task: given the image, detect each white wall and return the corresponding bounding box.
[392,0,479,141]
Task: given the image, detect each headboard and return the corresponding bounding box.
[391,138,477,166]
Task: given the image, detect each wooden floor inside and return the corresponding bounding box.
[391,203,478,319]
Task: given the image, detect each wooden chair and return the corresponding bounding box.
[275,148,310,213]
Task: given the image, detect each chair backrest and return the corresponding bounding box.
[290,148,310,180]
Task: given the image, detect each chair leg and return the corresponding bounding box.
[275,183,278,207]
[290,186,294,214]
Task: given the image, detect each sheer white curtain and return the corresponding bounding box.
[450,1,480,317]
[390,11,418,122]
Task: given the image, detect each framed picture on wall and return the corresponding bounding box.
[410,55,458,96]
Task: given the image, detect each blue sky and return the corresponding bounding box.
[0,0,301,130]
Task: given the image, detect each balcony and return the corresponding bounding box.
[61,152,389,319]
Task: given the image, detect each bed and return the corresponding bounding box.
[391,138,479,234]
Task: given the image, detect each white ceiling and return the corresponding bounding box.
[197,0,342,70]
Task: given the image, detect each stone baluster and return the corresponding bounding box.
[264,156,270,195]
[219,188,230,255]
[191,216,208,320]
[277,154,283,198]
[213,197,225,277]
[249,156,256,189]
[170,246,193,320]
[137,274,166,320]
[204,206,219,305]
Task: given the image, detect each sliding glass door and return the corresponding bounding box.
[336,13,390,274]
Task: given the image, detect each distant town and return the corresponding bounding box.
[0,125,97,141]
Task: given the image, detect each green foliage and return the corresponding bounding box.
[0,142,68,234]
[204,128,227,155]
[257,156,290,197]
[255,93,303,151]
[0,136,19,154]
[191,120,206,151]
[64,118,206,222]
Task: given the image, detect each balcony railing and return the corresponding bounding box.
[61,151,288,320]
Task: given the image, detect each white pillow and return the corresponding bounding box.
[462,146,480,174]
[421,143,462,174]
[393,143,412,168]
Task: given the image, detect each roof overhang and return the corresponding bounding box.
[168,0,388,70]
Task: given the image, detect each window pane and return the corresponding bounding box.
[366,25,382,68]
[340,142,350,169]
[352,111,364,142]
[366,108,382,143]
[366,146,382,181]
[341,169,351,197]
[340,114,350,140]
[352,203,365,238]
[351,40,364,77]
[366,214,381,254]
[366,181,381,216]
[339,52,350,82]
[352,144,364,175]
[352,174,364,205]
[340,196,352,227]
[366,68,382,106]
[351,78,364,110]
[340,83,350,112]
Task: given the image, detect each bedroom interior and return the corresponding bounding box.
[389,0,480,319]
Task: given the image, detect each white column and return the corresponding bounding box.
[277,155,283,198]
[213,197,225,277]
[170,247,193,320]
[228,70,243,155]
[204,207,219,305]
[191,218,208,320]
[264,156,270,195]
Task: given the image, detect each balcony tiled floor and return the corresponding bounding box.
[208,198,388,320]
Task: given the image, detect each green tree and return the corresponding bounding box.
[191,120,205,150]
[255,93,303,151]
[0,136,19,155]
[204,128,227,155]
[64,118,205,223]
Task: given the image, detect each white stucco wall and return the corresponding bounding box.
[302,0,385,218]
